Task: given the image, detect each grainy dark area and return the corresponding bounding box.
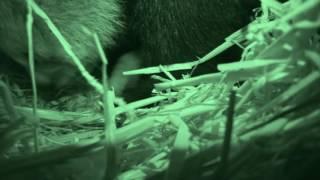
[123,0,256,66]
[110,0,259,101]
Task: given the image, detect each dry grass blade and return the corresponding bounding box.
[165,116,191,180]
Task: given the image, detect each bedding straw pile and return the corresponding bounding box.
[1,0,319,179]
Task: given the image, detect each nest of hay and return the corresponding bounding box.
[1,0,320,180]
